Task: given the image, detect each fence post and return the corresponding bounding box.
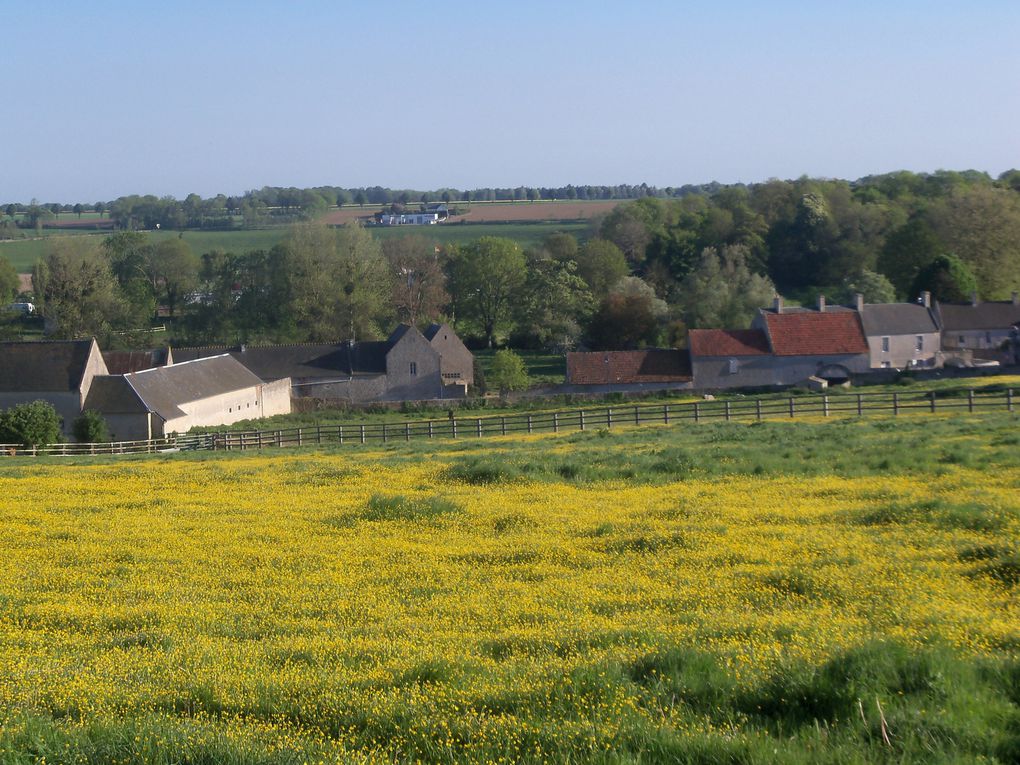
[382,424,387,443]
[258,431,263,449]
[553,412,559,433]
[930,390,936,413]
[968,389,974,413]
[694,402,700,423]
[789,397,795,418]
[725,401,731,421]
[823,395,829,417]
[405,423,410,442]
[501,417,507,436]
[476,418,482,437]
[893,392,899,416]
[1008,388,1014,413]
[316,425,322,445]
[663,404,669,424]
[857,394,863,416]
[756,399,762,421]
[452,417,458,439]
[634,406,640,425]
[339,425,344,444]
[606,408,613,429]
[579,410,585,431]
[527,414,533,434]
[428,421,433,439]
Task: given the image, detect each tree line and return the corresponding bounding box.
[3,168,1019,351]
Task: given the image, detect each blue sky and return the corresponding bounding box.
[3,1,1018,201]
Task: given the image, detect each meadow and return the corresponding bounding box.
[0,222,593,274]
[0,411,1017,763]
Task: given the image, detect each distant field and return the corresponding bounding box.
[320,199,622,227]
[0,220,595,272]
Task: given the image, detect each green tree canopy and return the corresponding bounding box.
[446,237,527,348]
[0,256,18,302]
[487,349,529,395]
[33,238,125,338]
[910,253,978,304]
[677,245,775,329]
[0,401,62,446]
[575,239,629,299]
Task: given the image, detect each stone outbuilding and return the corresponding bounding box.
[855,292,941,370]
[0,338,109,435]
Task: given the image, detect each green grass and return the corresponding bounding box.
[0,220,594,273]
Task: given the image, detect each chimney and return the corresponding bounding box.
[773,295,783,313]
[921,291,931,308]
[817,295,826,313]
[1012,291,1019,306]
[854,292,864,312]
[971,291,979,306]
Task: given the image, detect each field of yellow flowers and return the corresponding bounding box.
[0,412,1017,763]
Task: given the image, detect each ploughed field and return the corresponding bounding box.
[0,414,1018,763]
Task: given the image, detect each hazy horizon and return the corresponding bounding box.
[5,1,1018,202]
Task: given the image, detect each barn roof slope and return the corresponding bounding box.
[688,329,770,357]
[0,339,99,392]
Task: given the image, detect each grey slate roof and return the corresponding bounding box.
[171,333,412,381]
[102,348,172,375]
[0,339,99,392]
[860,303,939,336]
[124,355,266,420]
[937,301,1020,331]
[83,376,150,414]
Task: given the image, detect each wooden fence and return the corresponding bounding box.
[2,387,1016,457]
[206,387,1017,451]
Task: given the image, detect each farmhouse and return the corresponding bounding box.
[0,338,109,435]
[173,324,471,404]
[855,292,941,370]
[101,347,173,375]
[83,355,291,440]
[376,204,449,226]
[935,293,1020,355]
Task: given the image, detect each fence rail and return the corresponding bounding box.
[2,387,1016,457]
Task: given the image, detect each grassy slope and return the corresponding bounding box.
[0,412,1017,763]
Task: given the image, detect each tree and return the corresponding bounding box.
[515,254,594,349]
[575,238,629,298]
[910,253,978,303]
[382,235,449,326]
[32,238,125,338]
[281,223,390,342]
[928,186,1020,299]
[93,202,105,218]
[147,238,199,318]
[488,349,529,395]
[0,256,18,302]
[446,237,527,348]
[586,277,668,349]
[73,203,83,219]
[878,218,942,297]
[541,232,578,262]
[677,245,775,329]
[835,269,896,305]
[0,401,62,446]
[72,410,110,443]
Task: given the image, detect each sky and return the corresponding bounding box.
[3,1,1018,202]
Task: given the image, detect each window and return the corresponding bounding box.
[728,358,739,374]
[881,361,891,369]
[409,362,417,376]
[915,335,924,352]
[959,336,966,346]
[881,336,890,352]
[986,332,992,345]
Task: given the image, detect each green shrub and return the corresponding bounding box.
[72,409,110,443]
[0,400,62,446]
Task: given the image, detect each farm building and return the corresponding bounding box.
[688,329,773,389]
[935,293,1020,354]
[424,322,474,391]
[856,292,941,370]
[0,338,109,435]
[83,355,291,440]
[375,204,449,226]
[173,324,471,404]
[101,347,173,375]
[565,349,692,391]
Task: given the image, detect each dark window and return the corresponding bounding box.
[881,336,890,352]
[410,362,417,376]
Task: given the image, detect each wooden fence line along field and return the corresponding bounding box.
[4,387,1013,457]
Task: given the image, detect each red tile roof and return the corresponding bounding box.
[567,350,691,385]
[688,329,770,357]
[762,311,869,356]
